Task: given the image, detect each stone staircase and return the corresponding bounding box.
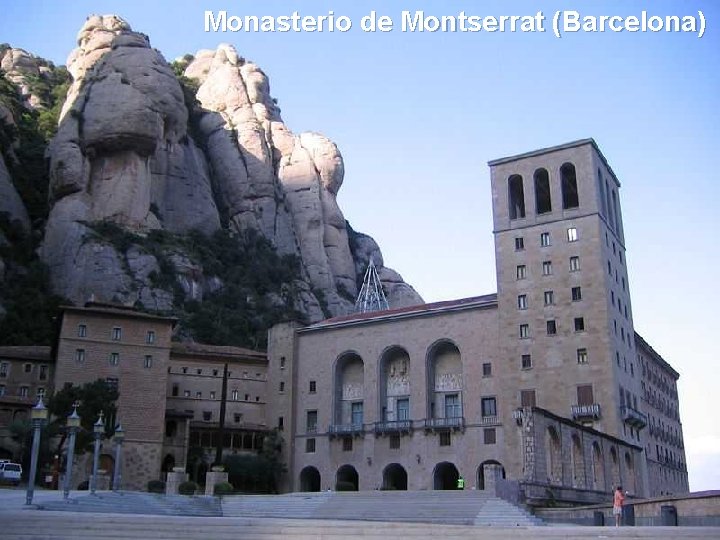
[35,490,541,526]
[222,490,541,525]
[36,491,222,516]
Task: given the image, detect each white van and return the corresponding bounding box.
[0,461,22,485]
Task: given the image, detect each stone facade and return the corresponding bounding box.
[0,139,688,501]
[636,335,688,495]
[265,139,688,501]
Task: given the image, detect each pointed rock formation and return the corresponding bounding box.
[39,15,422,321]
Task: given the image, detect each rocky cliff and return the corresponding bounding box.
[1,15,421,342]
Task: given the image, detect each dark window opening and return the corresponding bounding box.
[508,174,526,219]
[534,168,552,214]
[561,162,579,209]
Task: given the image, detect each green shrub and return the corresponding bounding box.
[178,480,198,495]
[147,479,165,493]
[214,481,234,496]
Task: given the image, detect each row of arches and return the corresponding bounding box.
[545,426,636,493]
[334,341,464,428]
[508,162,579,220]
[299,460,506,492]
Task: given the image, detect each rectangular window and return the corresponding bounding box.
[521,354,532,369]
[196,391,202,398]
[210,391,216,399]
[75,349,85,364]
[306,410,318,433]
[111,327,122,341]
[481,397,497,417]
[231,389,238,400]
[484,428,497,445]
[389,434,401,449]
[280,356,286,369]
[519,324,530,339]
[279,381,285,392]
[19,386,29,397]
[202,411,211,421]
[342,436,353,452]
[444,393,461,418]
[144,355,152,368]
[577,348,588,364]
[278,416,284,430]
[567,227,578,242]
[482,362,492,377]
[23,363,32,373]
[439,431,452,446]
[0,362,7,377]
[184,390,191,397]
[577,384,594,406]
[569,256,580,271]
[520,389,536,408]
[546,320,557,335]
[305,438,316,453]
[544,290,554,305]
[351,402,364,425]
[244,394,249,401]
[540,232,551,247]
[78,324,87,337]
[516,265,527,280]
[397,398,410,420]
[146,330,155,344]
[542,260,552,275]
[0,385,5,396]
[39,365,48,381]
[109,352,119,366]
[309,380,316,393]
[517,294,528,310]
[608,260,612,275]
[574,317,585,332]
[515,237,524,251]
[572,286,582,302]
[172,384,179,397]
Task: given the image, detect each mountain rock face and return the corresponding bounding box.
[38,15,422,321]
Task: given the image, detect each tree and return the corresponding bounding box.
[47,379,120,460]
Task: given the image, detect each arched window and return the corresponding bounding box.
[426,341,462,421]
[571,434,585,488]
[334,352,365,427]
[561,163,579,209]
[379,347,410,424]
[508,175,526,219]
[546,426,562,484]
[534,168,552,214]
[597,169,607,216]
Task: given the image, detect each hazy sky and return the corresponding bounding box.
[2,0,718,492]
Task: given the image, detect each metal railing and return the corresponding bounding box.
[373,420,413,434]
[571,403,601,420]
[424,416,465,430]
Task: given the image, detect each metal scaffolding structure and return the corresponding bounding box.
[354,258,389,313]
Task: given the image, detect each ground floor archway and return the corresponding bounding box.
[336,464,359,491]
[299,466,321,492]
[382,463,408,490]
[477,460,506,490]
[433,461,459,490]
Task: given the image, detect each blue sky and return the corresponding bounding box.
[2,0,718,492]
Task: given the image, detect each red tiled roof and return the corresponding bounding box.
[0,346,52,361]
[171,342,266,360]
[309,293,498,328]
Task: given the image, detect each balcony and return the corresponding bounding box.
[479,415,501,426]
[328,423,365,438]
[373,419,413,436]
[621,406,648,429]
[424,416,465,432]
[571,403,601,421]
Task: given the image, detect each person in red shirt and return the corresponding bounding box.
[613,485,625,526]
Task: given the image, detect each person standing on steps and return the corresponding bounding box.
[613,485,625,526]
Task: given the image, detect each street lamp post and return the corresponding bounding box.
[25,397,48,505]
[112,423,124,492]
[63,406,81,500]
[90,412,104,495]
